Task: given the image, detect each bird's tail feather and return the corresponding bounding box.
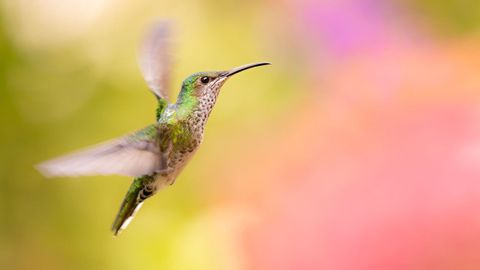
[111,177,145,236]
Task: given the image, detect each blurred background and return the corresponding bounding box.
[1,0,480,269]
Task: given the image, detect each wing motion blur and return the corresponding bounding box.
[138,20,172,101]
[36,125,163,178]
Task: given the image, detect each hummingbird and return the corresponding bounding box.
[36,21,270,235]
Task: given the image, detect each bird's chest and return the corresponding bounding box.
[167,122,202,169]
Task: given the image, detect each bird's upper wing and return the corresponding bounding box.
[138,20,172,101]
[36,125,167,178]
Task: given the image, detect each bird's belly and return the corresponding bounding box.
[168,133,201,171]
[153,174,170,191]
[152,130,202,190]
[168,150,196,176]
[153,148,197,190]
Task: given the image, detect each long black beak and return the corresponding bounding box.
[225,62,271,77]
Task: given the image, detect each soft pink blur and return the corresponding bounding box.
[223,1,480,269]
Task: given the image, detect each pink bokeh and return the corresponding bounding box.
[235,1,480,269]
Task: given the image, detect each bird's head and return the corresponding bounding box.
[176,62,270,113]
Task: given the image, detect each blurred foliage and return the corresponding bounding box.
[409,0,480,35]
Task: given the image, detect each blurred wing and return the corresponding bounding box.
[37,125,164,178]
[139,20,172,100]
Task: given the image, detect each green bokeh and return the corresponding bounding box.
[0,1,294,269]
[409,0,480,35]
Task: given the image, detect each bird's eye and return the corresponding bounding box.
[200,76,210,84]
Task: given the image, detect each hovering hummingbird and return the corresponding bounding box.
[36,21,270,235]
